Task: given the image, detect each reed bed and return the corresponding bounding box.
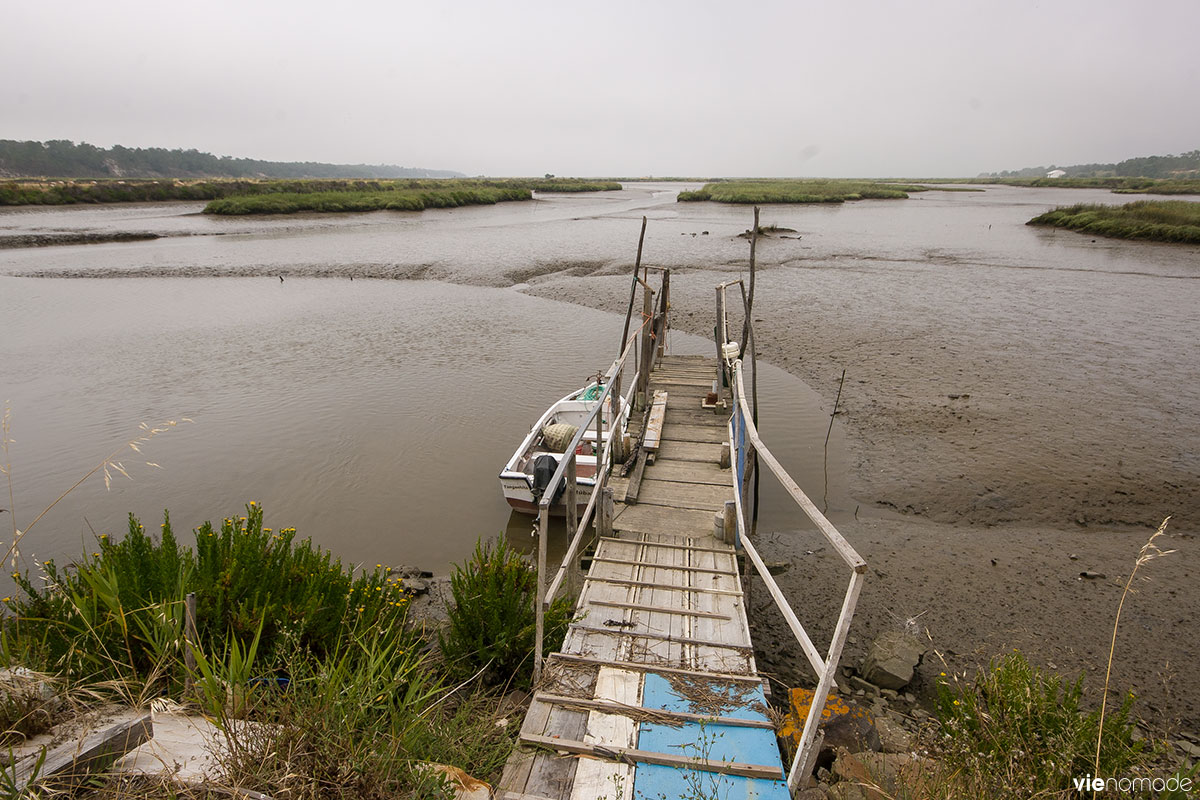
[0,177,620,208]
[677,179,927,204]
[1027,200,1200,243]
[921,176,1200,194]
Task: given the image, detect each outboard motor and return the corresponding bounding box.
[531,454,565,506]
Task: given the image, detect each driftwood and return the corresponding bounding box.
[11,712,152,792]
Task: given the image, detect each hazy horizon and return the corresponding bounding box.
[5,0,1198,178]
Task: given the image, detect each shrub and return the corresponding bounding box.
[439,538,573,688]
[2,504,412,688]
[934,651,1153,796]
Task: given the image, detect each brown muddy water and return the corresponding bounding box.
[0,187,850,583]
[1,183,1197,587]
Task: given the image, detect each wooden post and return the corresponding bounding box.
[741,207,759,357]
[618,216,648,357]
[637,286,655,398]
[657,271,670,358]
[722,500,737,544]
[612,371,625,462]
[598,487,614,538]
[566,453,578,538]
[184,591,197,697]
[595,393,604,467]
[715,286,727,389]
[534,503,548,685]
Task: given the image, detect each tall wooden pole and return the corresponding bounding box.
[619,217,649,357]
[741,207,759,359]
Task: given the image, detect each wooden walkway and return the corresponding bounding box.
[498,355,790,800]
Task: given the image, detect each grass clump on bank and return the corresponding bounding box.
[924,176,1200,194]
[1,505,564,796]
[0,177,621,209]
[200,178,621,215]
[1027,200,1200,244]
[203,185,531,215]
[678,179,927,204]
[932,651,1155,797]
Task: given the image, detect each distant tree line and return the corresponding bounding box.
[984,149,1200,179]
[0,139,463,180]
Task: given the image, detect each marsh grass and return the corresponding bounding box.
[932,651,1151,797]
[919,519,1184,798]
[1027,200,1200,243]
[2,512,525,798]
[924,176,1200,194]
[0,177,620,209]
[1096,518,1174,780]
[4,504,412,694]
[203,185,532,215]
[678,179,926,204]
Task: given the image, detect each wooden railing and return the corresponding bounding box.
[716,279,868,790]
[533,269,670,684]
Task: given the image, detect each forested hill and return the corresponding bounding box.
[985,149,1200,179]
[0,140,463,179]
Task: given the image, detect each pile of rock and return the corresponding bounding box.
[784,630,940,799]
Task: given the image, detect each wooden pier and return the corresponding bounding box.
[498,354,792,800]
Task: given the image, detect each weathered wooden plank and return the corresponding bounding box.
[639,459,729,486]
[14,712,152,792]
[568,625,752,652]
[623,451,649,504]
[499,750,539,797]
[642,391,668,452]
[536,693,774,729]
[655,440,724,463]
[660,423,727,445]
[623,479,730,512]
[587,561,742,597]
[587,598,731,620]
[658,354,711,363]
[521,734,784,781]
[611,504,719,538]
[569,667,639,800]
[598,535,733,555]
[589,556,735,577]
[664,406,728,426]
[585,576,742,596]
[547,652,759,683]
[523,704,589,800]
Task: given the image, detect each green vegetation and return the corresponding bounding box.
[677,179,931,204]
[985,149,1200,180]
[0,138,462,180]
[203,185,532,214]
[923,176,1200,194]
[932,651,1157,798]
[439,538,572,689]
[1027,200,1200,243]
[0,507,559,796]
[0,176,621,211]
[4,505,409,688]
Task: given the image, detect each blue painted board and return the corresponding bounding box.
[632,673,789,800]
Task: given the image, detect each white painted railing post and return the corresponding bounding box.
[534,502,549,686]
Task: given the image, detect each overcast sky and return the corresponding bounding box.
[4,0,1197,177]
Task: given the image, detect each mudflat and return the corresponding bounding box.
[527,264,1199,735]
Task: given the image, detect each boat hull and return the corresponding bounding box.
[500,471,595,516]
